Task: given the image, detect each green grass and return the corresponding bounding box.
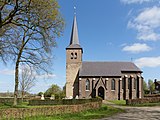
[108,100,126,105]
[0,102,31,109]
[24,104,124,120]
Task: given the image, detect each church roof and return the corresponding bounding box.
[79,61,142,77]
[156,81,160,84]
[66,15,82,49]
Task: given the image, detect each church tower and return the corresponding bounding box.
[66,15,83,98]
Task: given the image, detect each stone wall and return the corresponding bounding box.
[0,101,102,119]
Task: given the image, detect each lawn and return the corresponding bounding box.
[0,102,34,109]
[24,104,124,120]
[108,100,126,105]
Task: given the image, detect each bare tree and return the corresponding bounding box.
[0,0,64,106]
[19,66,36,102]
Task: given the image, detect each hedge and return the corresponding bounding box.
[29,98,102,106]
[0,97,29,104]
[144,94,160,98]
[0,101,102,119]
[126,97,160,105]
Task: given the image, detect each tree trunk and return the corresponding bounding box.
[0,10,2,28]
[13,44,24,106]
[22,90,24,102]
[13,61,19,106]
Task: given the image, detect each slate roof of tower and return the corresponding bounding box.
[66,15,82,49]
[79,61,142,77]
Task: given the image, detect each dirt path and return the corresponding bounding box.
[100,101,160,120]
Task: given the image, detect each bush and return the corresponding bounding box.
[144,89,150,94]
[37,92,43,96]
[144,94,160,97]
[126,97,160,105]
[0,98,29,104]
[29,98,102,106]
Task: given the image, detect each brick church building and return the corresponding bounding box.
[66,15,143,100]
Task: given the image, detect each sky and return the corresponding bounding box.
[1,0,160,93]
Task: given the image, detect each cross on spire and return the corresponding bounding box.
[74,6,76,15]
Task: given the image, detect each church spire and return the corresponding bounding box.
[70,15,79,45]
[66,6,82,50]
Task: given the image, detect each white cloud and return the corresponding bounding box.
[0,69,15,75]
[122,43,152,53]
[121,0,152,4]
[0,67,56,80]
[36,73,56,79]
[134,56,160,68]
[128,6,160,41]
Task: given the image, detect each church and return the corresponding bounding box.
[66,15,143,100]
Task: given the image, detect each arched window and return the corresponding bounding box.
[122,78,125,89]
[71,53,74,59]
[128,77,131,89]
[74,53,77,59]
[86,79,90,91]
[111,79,115,90]
[134,78,136,89]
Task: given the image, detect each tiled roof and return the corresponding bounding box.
[79,61,142,77]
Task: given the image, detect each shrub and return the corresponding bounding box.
[29,98,102,106]
[0,98,29,104]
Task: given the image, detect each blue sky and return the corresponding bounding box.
[1,0,160,93]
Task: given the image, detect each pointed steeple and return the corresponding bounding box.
[70,15,79,45]
[67,15,82,49]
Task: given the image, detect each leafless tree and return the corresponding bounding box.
[19,66,36,102]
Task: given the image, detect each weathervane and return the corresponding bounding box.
[74,6,76,15]
[74,0,76,15]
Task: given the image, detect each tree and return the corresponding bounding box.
[37,92,43,96]
[0,0,64,106]
[143,80,148,91]
[60,84,66,99]
[143,80,149,94]
[148,79,155,94]
[45,84,62,98]
[19,66,36,102]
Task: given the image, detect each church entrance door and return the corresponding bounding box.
[98,87,104,100]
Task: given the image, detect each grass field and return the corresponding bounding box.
[108,100,126,105]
